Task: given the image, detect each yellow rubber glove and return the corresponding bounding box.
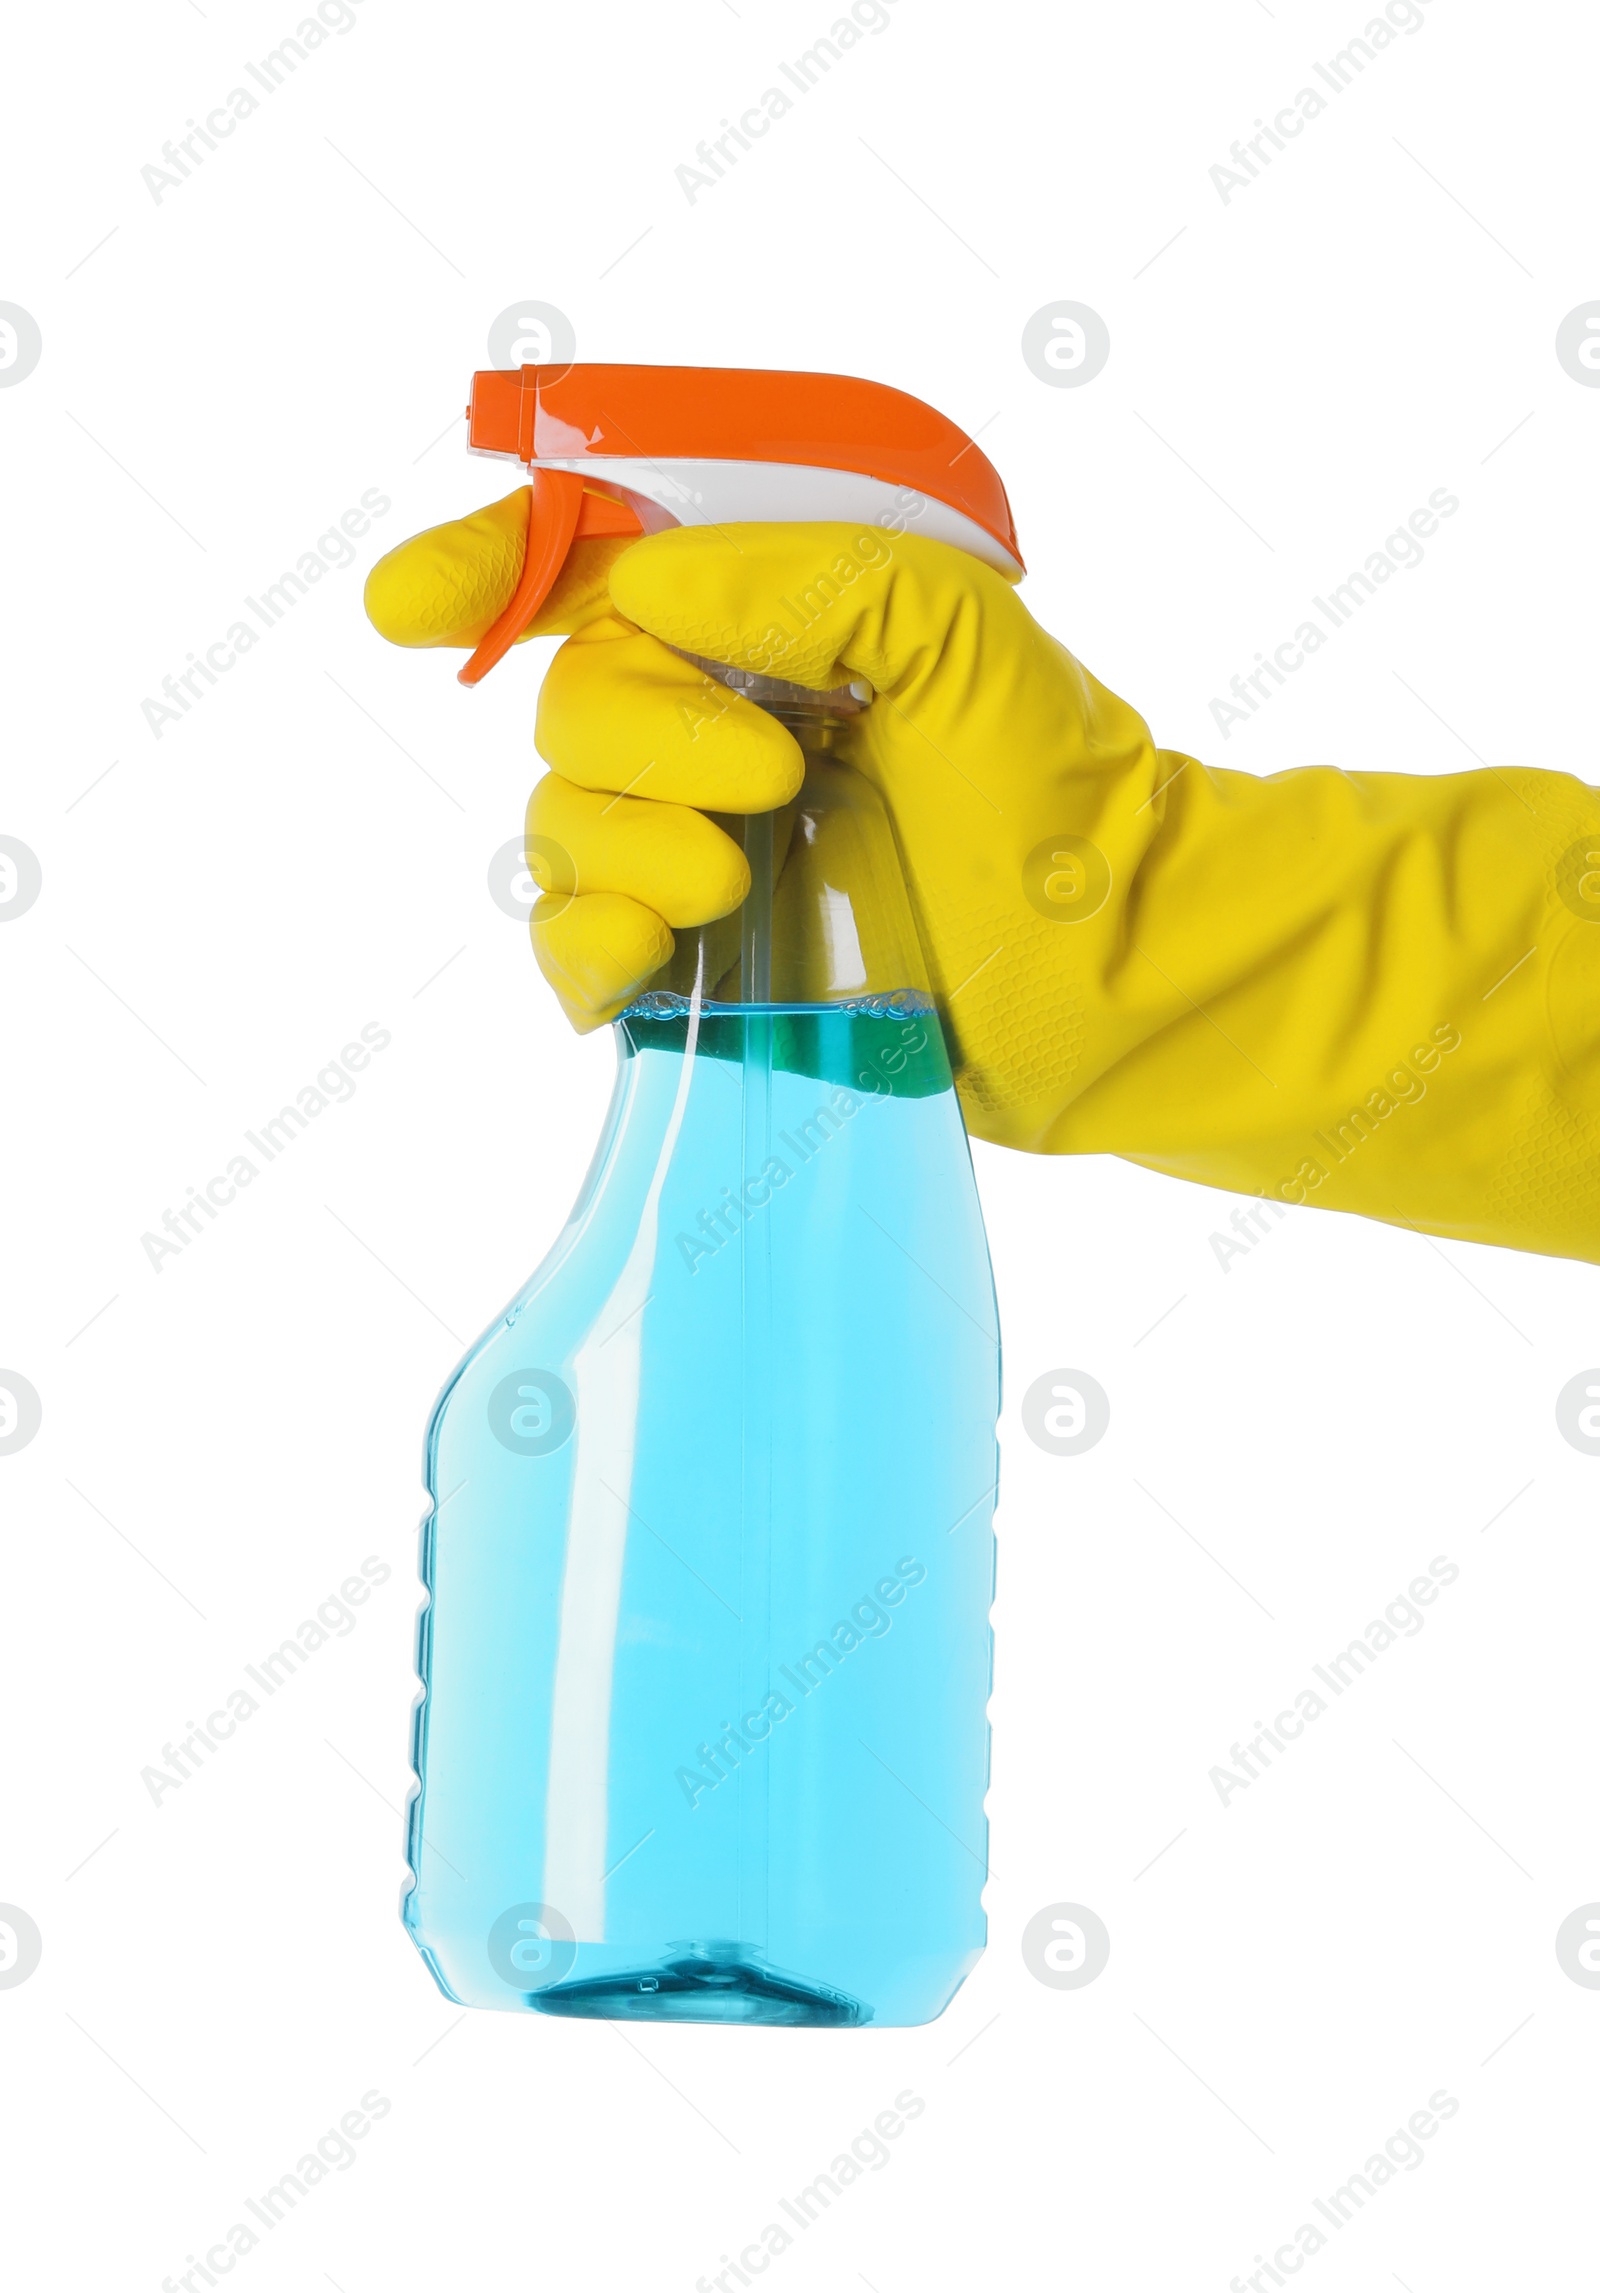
[366,495,1600,1265]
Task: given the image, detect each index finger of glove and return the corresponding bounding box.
[364,487,632,648]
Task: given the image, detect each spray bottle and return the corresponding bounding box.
[400,365,1018,2025]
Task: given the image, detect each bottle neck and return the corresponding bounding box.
[672,648,873,1007]
[671,649,872,728]
[625,651,930,1015]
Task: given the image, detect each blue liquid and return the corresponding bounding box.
[405,999,998,2025]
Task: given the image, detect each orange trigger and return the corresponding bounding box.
[459,468,588,687]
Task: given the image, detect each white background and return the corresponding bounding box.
[3,0,1598,2285]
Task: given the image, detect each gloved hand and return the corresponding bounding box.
[366,492,1600,1265]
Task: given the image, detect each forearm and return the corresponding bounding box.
[1021,743,1600,1262]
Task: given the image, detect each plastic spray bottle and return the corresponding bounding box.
[401,366,1018,2026]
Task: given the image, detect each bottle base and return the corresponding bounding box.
[528,1941,870,2027]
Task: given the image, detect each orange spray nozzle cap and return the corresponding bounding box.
[459,364,1023,684]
